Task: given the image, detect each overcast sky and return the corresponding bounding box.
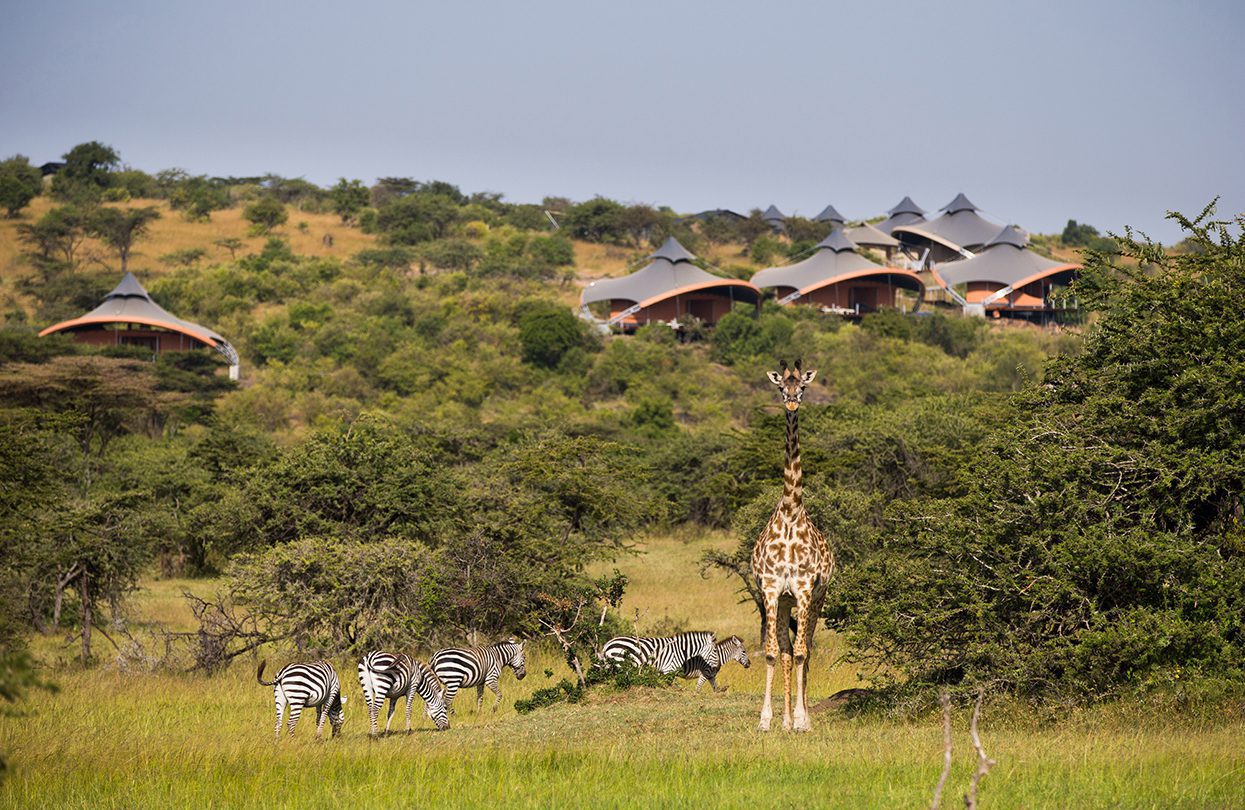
[2,0,1242,242]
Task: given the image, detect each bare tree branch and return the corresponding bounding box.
[964,688,996,810]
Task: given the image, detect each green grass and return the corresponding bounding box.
[4,533,1244,808]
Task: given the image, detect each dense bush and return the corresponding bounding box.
[825,206,1245,699]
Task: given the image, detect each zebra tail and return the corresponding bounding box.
[256,660,276,686]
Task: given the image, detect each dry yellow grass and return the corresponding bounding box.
[0,197,377,312]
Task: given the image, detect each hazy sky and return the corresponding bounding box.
[2,0,1242,242]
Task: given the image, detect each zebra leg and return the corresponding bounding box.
[404,686,415,732]
[384,697,398,733]
[441,681,460,714]
[695,673,706,692]
[368,700,380,737]
[273,693,286,740]
[287,705,302,737]
[315,704,327,737]
[475,683,485,713]
[487,678,503,711]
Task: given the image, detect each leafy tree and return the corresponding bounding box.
[826,204,1245,700]
[17,205,90,266]
[516,299,585,368]
[108,169,157,200]
[0,155,43,217]
[710,306,793,365]
[564,197,627,243]
[214,237,244,260]
[159,247,207,268]
[330,178,370,224]
[419,238,481,272]
[51,141,120,202]
[88,206,161,273]
[242,196,288,234]
[168,174,232,221]
[375,192,459,244]
[0,357,179,663]
[1061,219,1116,253]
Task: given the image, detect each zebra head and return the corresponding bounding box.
[507,639,527,680]
[722,635,750,668]
[417,665,450,731]
[329,693,347,737]
[766,362,817,413]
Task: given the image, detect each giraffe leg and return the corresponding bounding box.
[759,591,780,732]
[781,651,793,731]
[792,590,814,732]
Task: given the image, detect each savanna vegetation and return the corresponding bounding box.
[0,142,1241,806]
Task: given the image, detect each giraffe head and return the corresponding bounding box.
[766,362,817,412]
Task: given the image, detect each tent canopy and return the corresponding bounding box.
[892,193,1003,252]
[42,273,230,349]
[875,195,926,235]
[844,221,900,249]
[40,272,239,366]
[814,204,846,224]
[762,204,786,222]
[581,237,759,309]
[932,226,1078,290]
[751,230,922,297]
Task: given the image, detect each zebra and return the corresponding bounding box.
[599,631,721,675]
[256,659,347,739]
[358,651,449,734]
[681,635,751,692]
[430,639,526,712]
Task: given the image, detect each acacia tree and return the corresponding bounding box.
[0,357,177,664]
[88,206,161,273]
[18,205,90,267]
[330,178,369,225]
[51,141,120,203]
[242,196,288,234]
[0,155,43,217]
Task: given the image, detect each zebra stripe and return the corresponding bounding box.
[601,632,721,675]
[256,659,347,739]
[358,651,449,733]
[430,639,526,712]
[681,635,751,692]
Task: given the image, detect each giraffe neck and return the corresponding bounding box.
[781,408,803,513]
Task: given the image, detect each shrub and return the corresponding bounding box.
[517,300,584,368]
[242,196,288,234]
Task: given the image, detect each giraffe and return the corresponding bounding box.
[751,361,834,732]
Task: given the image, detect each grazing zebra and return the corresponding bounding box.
[600,631,721,675]
[681,635,751,692]
[256,659,347,739]
[358,651,449,734]
[430,639,526,712]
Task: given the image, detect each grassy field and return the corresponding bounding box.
[3,531,1243,808]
